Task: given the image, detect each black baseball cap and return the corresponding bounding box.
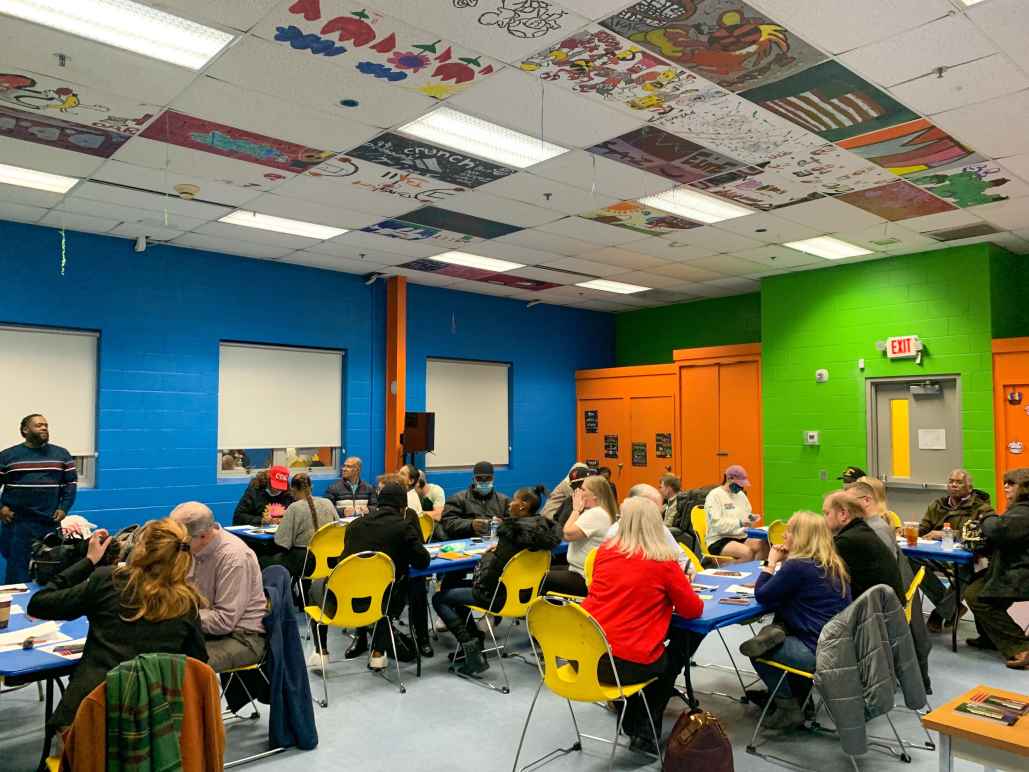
[837,466,867,484]
[473,461,494,479]
[569,465,597,489]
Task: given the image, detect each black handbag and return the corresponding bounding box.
[28,531,87,584]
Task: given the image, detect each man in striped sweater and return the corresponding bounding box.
[0,414,77,582]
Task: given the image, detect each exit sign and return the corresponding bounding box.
[887,335,922,359]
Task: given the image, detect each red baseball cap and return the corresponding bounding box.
[269,465,289,491]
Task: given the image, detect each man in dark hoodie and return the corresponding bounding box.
[440,461,511,538]
[916,468,994,633]
[432,485,560,676]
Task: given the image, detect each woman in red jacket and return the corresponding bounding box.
[582,497,703,754]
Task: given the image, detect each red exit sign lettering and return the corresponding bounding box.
[887,335,922,359]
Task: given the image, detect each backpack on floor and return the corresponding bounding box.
[663,709,734,772]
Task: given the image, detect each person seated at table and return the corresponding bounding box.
[269,473,338,577]
[744,511,852,728]
[963,475,1029,669]
[583,497,703,754]
[597,465,617,501]
[335,481,430,670]
[540,462,593,523]
[915,469,994,633]
[703,465,768,562]
[417,470,445,519]
[324,456,376,517]
[171,502,267,671]
[1001,468,1029,508]
[397,463,424,517]
[432,485,560,676]
[232,466,294,526]
[27,519,208,731]
[541,475,617,597]
[823,491,904,602]
[611,484,691,575]
[846,480,897,554]
[440,461,511,539]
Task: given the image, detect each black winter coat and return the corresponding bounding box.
[472,515,561,609]
[341,505,430,579]
[979,501,1029,600]
[440,486,511,538]
[834,518,905,602]
[233,485,294,526]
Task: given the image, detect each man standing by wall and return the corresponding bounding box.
[0,414,77,582]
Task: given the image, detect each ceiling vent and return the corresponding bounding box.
[922,223,1001,242]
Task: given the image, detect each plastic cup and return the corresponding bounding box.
[0,595,11,629]
[904,522,918,547]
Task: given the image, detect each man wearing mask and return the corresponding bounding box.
[0,414,77,582]
[324,456,376,516]
[440,461,511,539]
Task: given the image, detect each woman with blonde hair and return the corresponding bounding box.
[858,476,889,517]
[541,474,618,597]
[28,518,208,730]
[743,511,851,729]
[582,497,703,753]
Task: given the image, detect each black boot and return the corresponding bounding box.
[418,638,434,658]
[345,630,369,659]
[455,640,490,676]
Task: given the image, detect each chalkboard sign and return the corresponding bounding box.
[584,410,599,433]
[604,434,619,458]
[656,432,672,458]
[632,442,647,467]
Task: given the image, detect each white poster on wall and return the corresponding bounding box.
[918,429,947,450]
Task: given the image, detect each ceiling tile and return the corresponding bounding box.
[551,1,644,22]
[672,226,765,253]
[303,238,413,265]
[713,212,822,243]
[492,228,598,256]
[462,240,563,267]
[505,266,580,285]
[932,89,1029,158]
[53,196,208,230]
[701,277,761,293]
[171,232,295,259]
[539,256,625,278]
[387,267,460,288]
[0,182,64,209]
[0,200,47,224]
[1002,153,1029,184]
[205,36,436,129]
[271,165,431,218]
[776,197,886,231]
[329,229,448,259]
[753,0,955,54]
[147,0,280,31]
[603,270,682,288]
[442,190,563,228]
[685,255,767,277]
[38,210,119,234]
[535,215,652,246]
[833,223,938,253]
[623,236,719,261]
[0,135,104,179]
[648,263,727,282]
[277,251,385,274]
[973,197,1029,231]
[192,221,321,249]
[890,55,1029,116]
[91,159,265,207]
[583,246,669,270]
[480,172,619,216]
[242,193,382,229]
[732,244,822,269]
[967,0,1029,76]
[893,207,984,234]
[447,67,644,149]
[532,150,676,200]
[838,14,997,88]
[68,180,232,219]
[109,222,187,242]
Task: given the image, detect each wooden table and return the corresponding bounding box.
[921,685,1029,772]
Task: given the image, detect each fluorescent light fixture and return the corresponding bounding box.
[432,250,524,273]
[784,236,872,260]
[0,162,78,193]
[0,0,235,69]
[575,279,650,294]
[960,0,986,5]
[638,187,753,224]
[397,107,568,169]
[219,211,347,240]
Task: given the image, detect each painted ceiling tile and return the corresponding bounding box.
[252,1,503,100]
[580,200,703,236]
[361,217,484,247]
[906,162,1029,210]
[762,142,897,197]
[398,258,559,290]
[586,124,744,184]
[739,60,919,143]
[518,26,708,122]
[835,180,955,222]
[397,205,522,239]
[370,0,589,63]
[344,131,515,188]
[140,111,332,174]
[835,119,982,178]
[690,165,823,211]
[601,0,826,93]
[303,152,471,206]
[654,86,821,164]
[0,105,129,159]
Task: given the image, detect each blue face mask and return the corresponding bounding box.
[475,481,494,496]
[729,482,743,494]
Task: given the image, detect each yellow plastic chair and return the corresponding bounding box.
[418,512,434,542]
[691,506,733,565]
[512,596,663,771]
[583,547,597,587]
[767,520,787,547]
[887,511,903,530]
[905,566,926,623]
[679,542,703,574]
[455,549,552,694]
[299,520,347,606]
[305,551,402,706]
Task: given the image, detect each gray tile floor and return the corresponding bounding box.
[0,612,1015,771]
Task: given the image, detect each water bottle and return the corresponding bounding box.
[489,517,500,541]
[942,523,954,551]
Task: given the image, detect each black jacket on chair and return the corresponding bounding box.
[341,505,431,579]
[834,518,906,602]
[440,486,511,538]
[979,500,1029,601]
[472,515,561,609]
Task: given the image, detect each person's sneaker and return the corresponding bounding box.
[368,651,387,671]
[628,734,659,755]
[1005,650,1029,670]
[344,634,369,660]
[418,639,434,658]
[966,636,998,651]
[306,650,327,669]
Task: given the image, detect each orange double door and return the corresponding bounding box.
[575,344,763,512]
[993,338,1029,512]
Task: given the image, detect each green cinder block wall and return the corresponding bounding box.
[762,245,997,520]
[615,293,760,366]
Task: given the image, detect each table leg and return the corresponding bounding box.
[951,567,962,654]
[937,733,952,772]
[37,677,55,771]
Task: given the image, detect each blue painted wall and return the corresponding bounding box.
[405,284,615,499]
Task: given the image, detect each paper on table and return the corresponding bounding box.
[726,584,755,595]
[0,621,62,652]
[38,637,86,660]
[9,604,24,615]
[0,583,29,593]
[700,569,748,578]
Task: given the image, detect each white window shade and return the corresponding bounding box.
[0,326,97,456]
[426,358,509,468]
[218,343,342,449]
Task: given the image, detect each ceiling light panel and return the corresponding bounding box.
[575,279,651,294]
[783,236,872,260]
[433,251,525,272]
[219,210,347,240]
[638,187,753,224]
[0,162,78,193]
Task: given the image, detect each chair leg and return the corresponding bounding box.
[717,628,753,700]
[318,636,329,708]
[746,670,787,753]
[483,614,510,694]
[566,699,583,749]
[511,679,544,772]
[381,617,407,695]
[884,713,912,763]
[638,690,665,767]
[608,701,626,772]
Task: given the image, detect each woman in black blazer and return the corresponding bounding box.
[28,518,208,729]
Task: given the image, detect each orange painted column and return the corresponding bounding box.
[385,276,407,474]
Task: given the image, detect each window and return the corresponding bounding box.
[0,325,97,487]
[425,358,509,469]
[217,343,343,478]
